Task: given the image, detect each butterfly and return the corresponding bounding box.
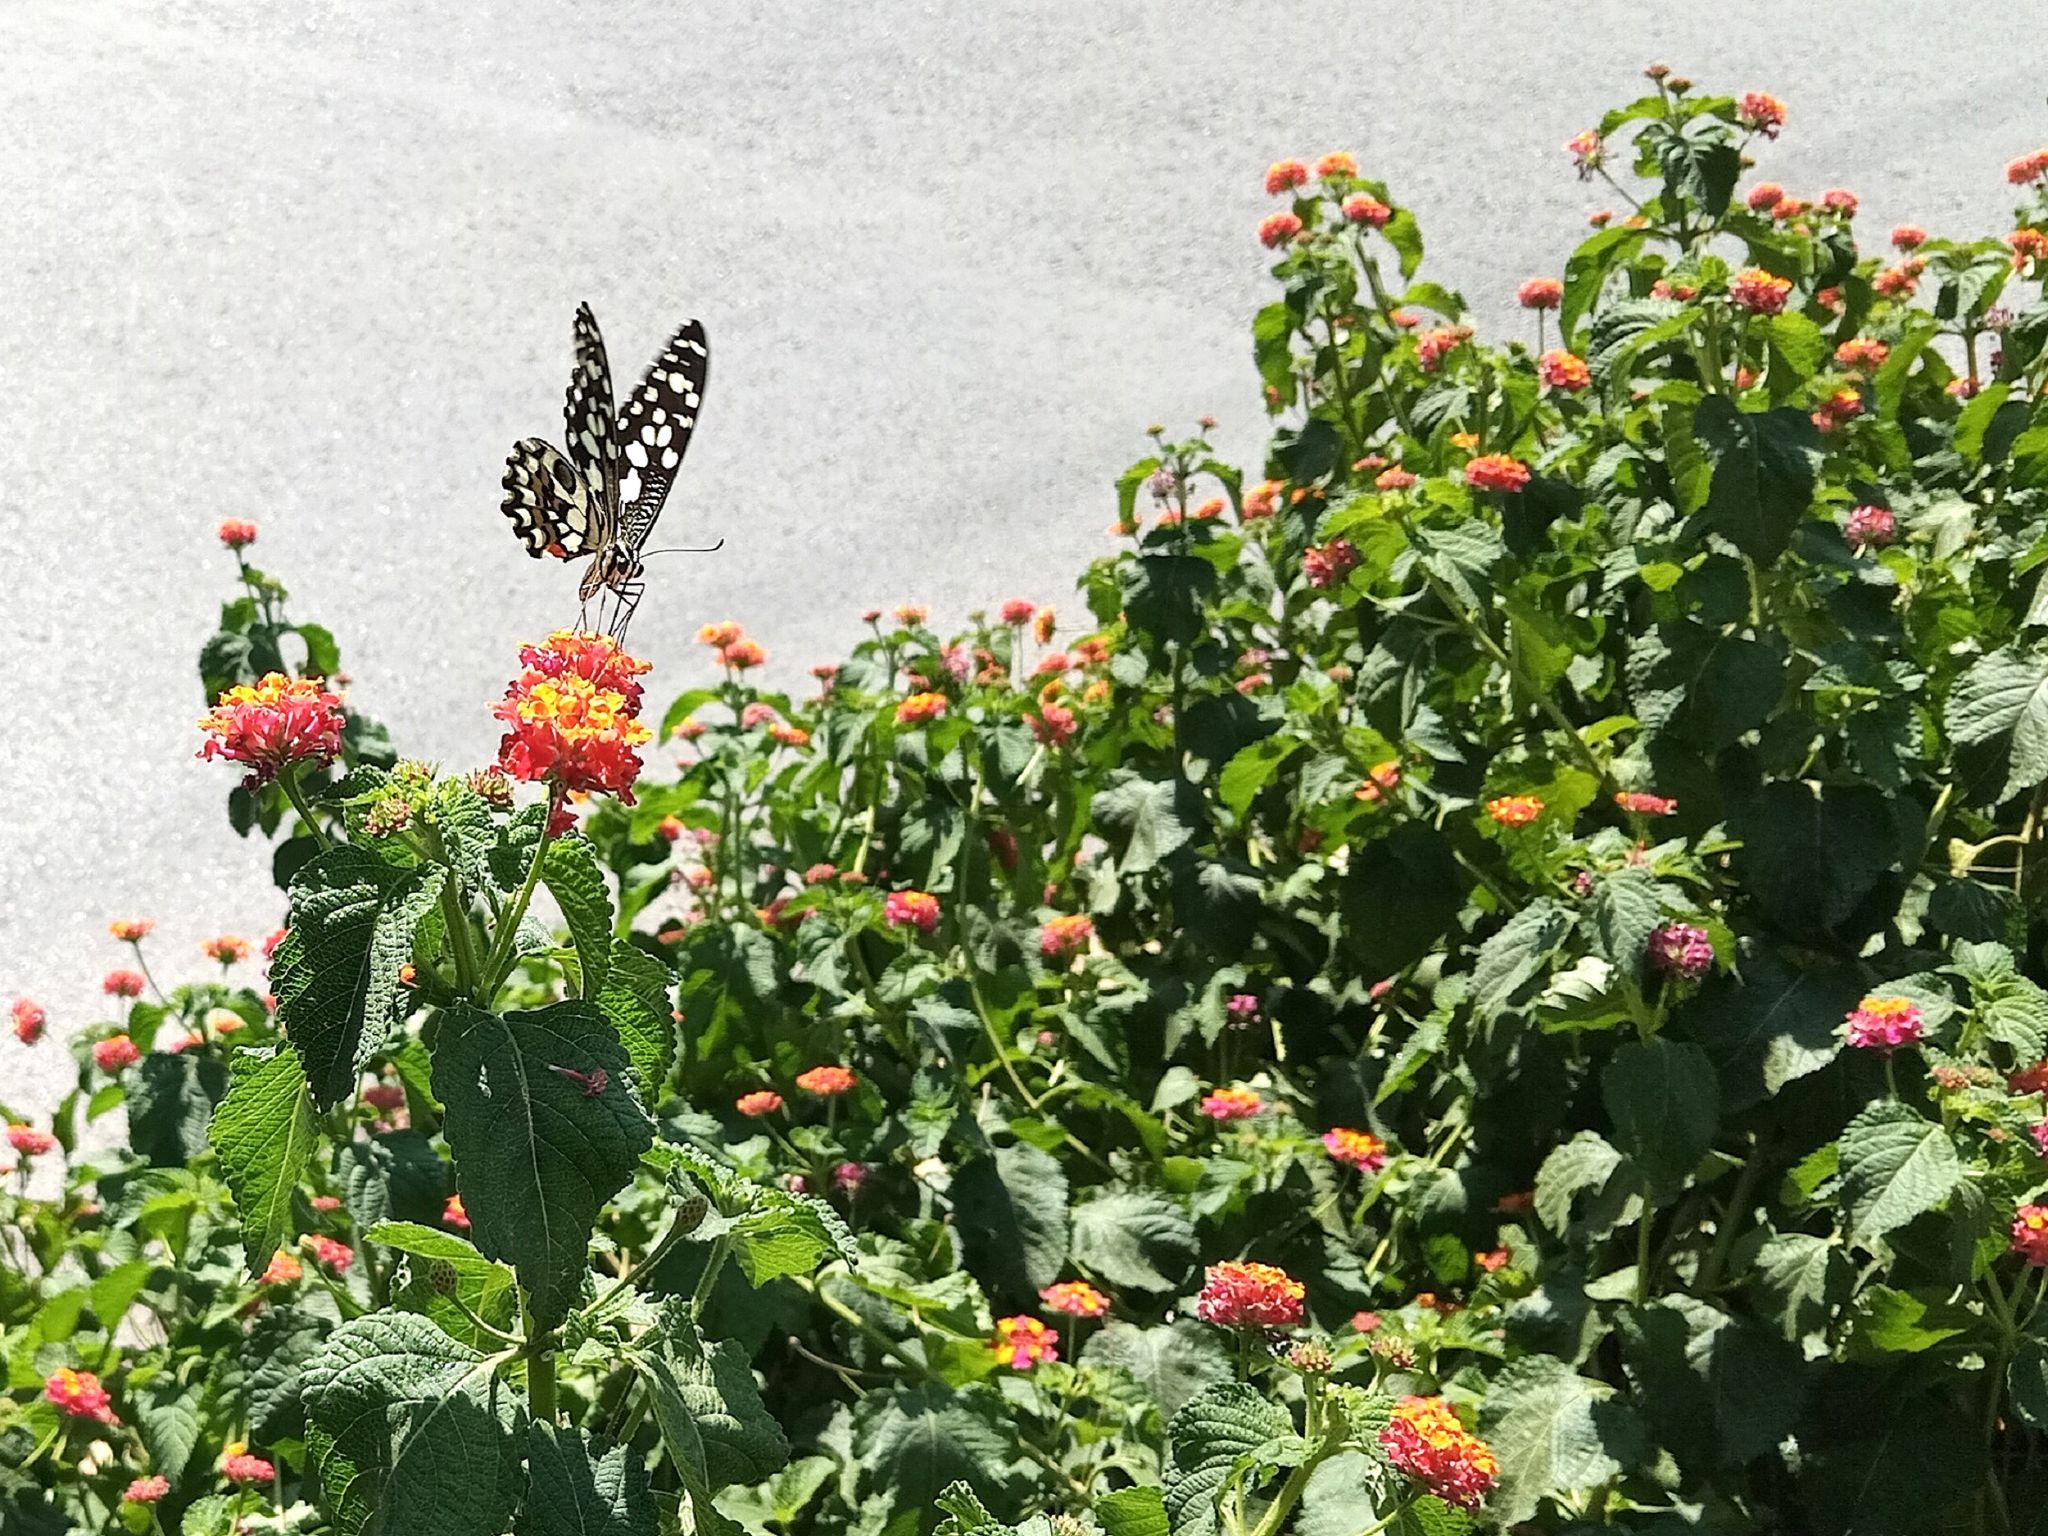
[501,304,714,636]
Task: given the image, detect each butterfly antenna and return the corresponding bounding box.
[637,538,726,557]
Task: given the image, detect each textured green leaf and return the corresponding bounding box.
[1535,1132,1625,1234]
[518,1424,656,1536]
[1750,1232,1848,1347]
[433,1002,655,1325]
[300,1310,525,1536]
[1083,1320,1234,1421]
[727,1185,857,1287]
[127,1051,227,1168]
[1071,1192,1199,1293]
[366,1222,518,1349]
[1217,737,1302,819]
[1097,1486,1171,1536]
[1094,771,1199,873]
[1164,1383,1297,1536]
[340,1129,451,1232]
[1472,900,1576,1012]
[543,839,615,999]
[634,1326,788,1496]
[1601,1039,1717,1194]
[596,940,676,1100]
[135,1377,205,1484]
[852,1384,1016,1524]
[273,847,445,1108]
[1843,1285,1974,1357]
[1690,955,1861,1110]
[952,1142,1071,1300]
[246,1304,328,1442]
[2010,1339,2048,1428]
[1479,1355,1643,1526]
[1839,1102,1962,1247]
[1945,646,2048,801]
[1585,869,1661,975]
[211,1046,318,1275]
[1692,397,1821,561]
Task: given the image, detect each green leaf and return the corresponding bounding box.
[1690,955,1861,1110]
[1692,396,1822,561]
[211,1046,318,1275]
[1122,555,1217,646]
[1954,382,2015,464]
[1217,737,1303,819]
[300,1309,525,1536]
[727,1185,858,1286]
[597,940,676,1100]
[1472,900,1576,1012]
[543,839,615,999]
[340,1129,451,1232]
[1097,1486,1171,1536]
[1750,1232,1849,1346]
[519,1424,657,1536]
[433,1001,655,1325]
[1601,1039,1718,1195]
[1534,1132,1629,1237]
[1094,771,1200,874]
[1839,1101,1962,1248]
[273,846,445,1108]
[127,1051,227,1167]
[366,1221,519,1349]
[1843,1285,1974,1358]
[1944,646,2048,801]
[1478,1355,1643,1526]
[2010,1339,2048,1429]
[246,1304,328,1441]
[135,1378,205,1484]
[1071,1192,1199,1293]
[1083,1319,1234,1421]
[1585,868,1661,974]
[1164,1383,1297,1536]
[852,1384,1017,1525]
[953,1143,1070,1299]
[1764,313,1824,399]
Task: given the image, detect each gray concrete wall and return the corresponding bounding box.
[4,1,2043,1110]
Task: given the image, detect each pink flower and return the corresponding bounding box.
[93,1035,140,1073]
[1200,1086,1262,1121]
[1314,152,1358,180]
[832,1161,868,1192]
[304,1234,354,1272]
[2015,1204,2048,1265]
[1566,130,1604,177]
[11,998,47,1045]
[1538,350,1591,391]
[222,1450,276,1485]
[1000,599,1036,625]
[1323,1128,1388,1172]
[218,519,259,550]
[102,970,145,999]
[1040,914,1094,962]
[1041,1279,1111,1317]
[885,890,941,932]
[1195,1261,1305,1328]
[1379,1397,1500,1512]
[7,1124,56,1157]
[1647,923,1714,980]
[198,673,348,787]
[1892,224,1928,251]
[1739,91,1787,138]
[1342,194,1392,227]
[1613,791,1676,816]
[1263,160,1309,196]
[1259,211,1303,249]
[1516,277,1563,310]
[1374,466,1417,491]
[2007,150,2048,187]
[991,1315,1060,1369]
[1844,994,1925,1054]
[1303,539,1360,589]
[124,1476,171,1505]
[1746,182,1784,212]
[1845,505,1897,551]
[1821,188,1859,218]
[736,1090,783,1117]
[1729,267,1793,314]
[45,1368,118,1424]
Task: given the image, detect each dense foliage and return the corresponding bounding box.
[11,68,2048,1536]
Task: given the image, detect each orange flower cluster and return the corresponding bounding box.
[1463,454,1531,493]
[1485,794,1544,827]
[1040,1280,1111,1318]
[991,1315,1060,1369]
[203,934,251,965]
[1516,276,1563,310]
[45,1367,118,1424]
[198,672,346,786]
[1538,350,1591,391]
[796,1065,857,1097]
[897,691,949,725]
[1729,267,1794,315]
[1040,913,1094,962]
[737,1090,784,1117]
[885,889,941,932]
[1379,1396,1500,1510]
[493,631,652,802]
[1200,1086,1263,1121]
[109,918,155,942]
[261,1250,303,1285]
[1195,1261,1305,1327]
[1322,1127,1388,1172]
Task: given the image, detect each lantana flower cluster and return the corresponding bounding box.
[493,631,653,801]
[1194,1261,1305,1327]
[1378,1396,1500,1511]
[198,672,346,786]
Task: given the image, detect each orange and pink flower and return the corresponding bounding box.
[1258,211,1303,249]
[1322,1127,1388,1172]
[885,889,941,932]
[11,998,46,1045]
[493,631,652,802]
[7,1124,56,1157]
[1613,791,1676,816]
[1516,276,1563,310]
[1729,267,1793,314]
[796,1065,857,1098]
[1200,1086,1263,1121]
[1040,1280,1111,1318]
[45,1367,118,1424]
[737,1090,784,1117]
[199,673,347,786]
[1195,1261,1305,1328]
[1845,994,1924,1053]
[218,519,259,550]
[991,1315,1060,1369]
[261,1250,303,1285]
[1538,350,1591,391]
[1263,159,1309,196]
[1040,914,1094,962]
[1485,794,1544,827]
[2015,1204,2048,1266]
[124,1476,171,1505]
[93,1034,140,1072]
[1464,454,1531,493]
[1379,1396,1500,1511]
[1738,91,1787,138]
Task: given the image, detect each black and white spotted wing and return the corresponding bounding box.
[614,319,709,551]
[501,437,603,558]
[563,303,621,531]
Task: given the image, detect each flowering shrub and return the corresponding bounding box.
[11,63,2048,1536]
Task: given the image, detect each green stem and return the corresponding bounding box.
[279,764,332,851]
[421,824,482,997]
[1635,1214,1653,1307]
[1696,1137,1765,1293]
[691,1230,733,1319]
[480,790,560,998]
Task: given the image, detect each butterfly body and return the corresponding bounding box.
[501,304,710,634]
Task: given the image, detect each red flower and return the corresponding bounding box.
[11,998,47,1045]
[1379,1396,1500,1511]
[1032,702,1079,747]
[199,673,347,786]
[1613,791,1676,816]
[443,1193,469,1229]
[796,1065,857,1097]
[124,1475,171,1505]
[737,1090,784,1117]
[1811,386,1863,433]
[363,1083,405,1112]
[102,969,145,999]
[261,1250,303,1285]
[1195,1261,1305,1328]
[2014,1204,2048,1266]
[1464,454,1531,493]
[885,890,941,932]
[1342,194,1392,227]
[1001,599,1036,625]
[1538,349,1591,391]
[45,1368,118,1424]
[1821,188,1859,218]
[1738,91,1787,138]
[1314,152,1358,180]
[720,638,766,670]
[1745,182,1783,212]
[222,1450,276,1485]
[304,1234,354,1272]
[218,518,259,550]
[1516,277,1563,310]
[1322,1127,1388,1172]
[1485,794,1543,827]
[1199,1086,1262,1121]
[991,1315,1059,1369]
[311,1194,342,1211]
[1040,1280,1111,1318]
[109,918,155,942]
[202,934,251,965]
[2012,1060,2048,1096]
[1374,466,1417,492]
[1303,539,1360,589]
[2007,150,2048,186]
[262,927,289,959]
[1258,211,1303,249]
[1040,914,1094,962]
[7,1124,56,1157]
[1873,259,1926,298]
[1263,159,1309,196]
[897,691,949,725]
[93,1034,140,1072]
[1891,224,1928,251]
[1474,1248,1510,1273]
[493,631,652,802]
[1729,267,1793,315]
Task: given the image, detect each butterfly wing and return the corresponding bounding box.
[615,319,710,550]
[564,303,621,535]
[501,438,603,559]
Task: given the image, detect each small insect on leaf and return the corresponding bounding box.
[548,1064,610,1098]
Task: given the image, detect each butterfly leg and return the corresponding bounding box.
[608,581,646,644]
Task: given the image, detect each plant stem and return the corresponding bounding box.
[279,765,332,851]
[420,824,482,997]
[691,1231,733,1319]
[480,790,560,998]
[1696,1137,1765,1293]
